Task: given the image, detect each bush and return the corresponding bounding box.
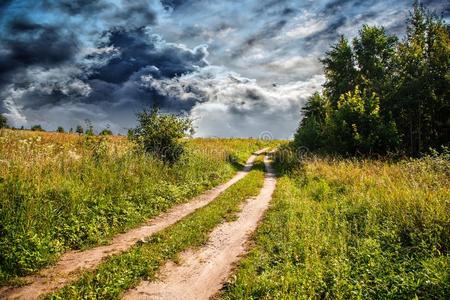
[99,129,113,136]
[31,125,44,132]
[129,107,194,164]
[56,126,65,133]
[75,125,84,134]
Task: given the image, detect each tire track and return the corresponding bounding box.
[0,149,268,300]
[122,155,276,300]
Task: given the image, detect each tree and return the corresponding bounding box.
[294,92,330,151]
[329,86,399,155]
[75,125,84,134]
[31,125,44,132]
[99,129,113,136]
[394,2,450,155]
[85,126,94,136]
[0,113,8,129]
[321,36,358,107]
[56,126,65,133]
[353,25,398,101]
[129,107,194,164]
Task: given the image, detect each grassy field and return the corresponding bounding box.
[48,158,265,299]
[0,129,270,284]
[222,153,450,299]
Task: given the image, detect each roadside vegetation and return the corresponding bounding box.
[222,152,450,299]
[0,128,268,284]
[48,158,266,299]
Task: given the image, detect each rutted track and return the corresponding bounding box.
[0,149,268,300]
[122,155,276,300]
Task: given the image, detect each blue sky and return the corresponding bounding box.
[0,0,448,138]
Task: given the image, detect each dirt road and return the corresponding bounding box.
[0,149,267,300]
[122,155,276,300]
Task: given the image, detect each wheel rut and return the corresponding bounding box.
[0,149,268,300]
[122,155,276,300]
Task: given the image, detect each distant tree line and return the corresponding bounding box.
[0,115,114,136]
[295,3,449,156]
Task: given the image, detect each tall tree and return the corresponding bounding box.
[353,25,398,105]
[0,113,8,129]
[321,36,358,107]
[395,3,450,155]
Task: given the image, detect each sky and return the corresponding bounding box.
[0,0,449,138]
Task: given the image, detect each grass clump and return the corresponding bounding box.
[221,155,449,299]
[47,158,266,299]
[0,129,268,284]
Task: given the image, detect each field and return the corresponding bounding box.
[0,129,270,284]
[1,129,448,299]
[222,153,450,299]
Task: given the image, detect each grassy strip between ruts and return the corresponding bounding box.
[221,156,449,300]
[46,156,266,299]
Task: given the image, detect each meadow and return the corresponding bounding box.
[0,129,269,284]
[222,152,450,299]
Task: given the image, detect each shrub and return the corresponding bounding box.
[75,125,84,134]
[99,129,113,136]
[31,125,44,132]
[56,126,65,133]
[129,107,194,164]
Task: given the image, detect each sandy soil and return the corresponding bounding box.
[122,155,276,300]
[0,149,267,300]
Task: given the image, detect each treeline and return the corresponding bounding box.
[0,116,114,136]
[295,3,449,156]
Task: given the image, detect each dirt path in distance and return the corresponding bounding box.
[122,155,276,300]
[0,149,268,300]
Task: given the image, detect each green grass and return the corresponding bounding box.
[221,154,450,299]
[47,158,266,299]
[0,129,271,284]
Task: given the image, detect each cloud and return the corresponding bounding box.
[140,66,325,138]
[0,0,448,137]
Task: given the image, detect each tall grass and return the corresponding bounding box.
[0,129,268,284]
[222,154,450,299]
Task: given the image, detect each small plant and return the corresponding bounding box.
[129,107,194,164]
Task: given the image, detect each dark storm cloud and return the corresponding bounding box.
[43,0,111,15]
[91,27,207,84]
[0,18,78,88]
[1,0,448,137]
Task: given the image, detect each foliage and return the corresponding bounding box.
[0,129,266,284]
[222,155,450,299]
[31,125,44,132]
[56,127,65,133]
[99,128,113,136]
[129,107,194,164]
[85,126,94,136]
[75,125,84,134]
[295,2,449,156]
[0,114,8,129]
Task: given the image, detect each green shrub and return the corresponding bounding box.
[129,107,194,164]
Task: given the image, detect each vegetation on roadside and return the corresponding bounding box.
[295,3,449,156]
[48,159,266,299]
[221,152,450,299]
[0,129,268,284]
[129,107,194,164]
